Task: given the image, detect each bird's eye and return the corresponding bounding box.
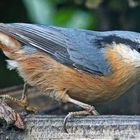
[137,45,140,53]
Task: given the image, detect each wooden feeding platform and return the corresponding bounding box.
[0,115,140,139]
[0,85,140,139]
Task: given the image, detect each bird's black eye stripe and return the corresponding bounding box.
[95,35,138,48]
[136,45,140,53]
[94,35,140,53]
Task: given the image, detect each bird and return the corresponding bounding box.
[0,23,140,132]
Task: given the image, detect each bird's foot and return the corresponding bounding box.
[88,105,100,115]
[63,106,99,133]
[0,95,38,113]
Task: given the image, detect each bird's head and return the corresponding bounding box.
[95,31,140,68]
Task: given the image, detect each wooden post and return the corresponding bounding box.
[0,115,140,139]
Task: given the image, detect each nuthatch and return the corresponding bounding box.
[0,23,140,132]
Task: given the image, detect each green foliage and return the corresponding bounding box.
[23,0,55,24]
[23,0,97,29]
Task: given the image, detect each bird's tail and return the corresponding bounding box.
[0,24,21,59]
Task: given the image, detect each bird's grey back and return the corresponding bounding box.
[1,23,140,76]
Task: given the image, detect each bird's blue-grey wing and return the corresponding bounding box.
[0,23,111,75]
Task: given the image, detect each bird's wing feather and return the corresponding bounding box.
[0,23,111,75]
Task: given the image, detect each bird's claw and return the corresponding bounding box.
[25,105,38,113]
[63,110,91,133]
[88,106,100,115]
[0,94,38,113]
[63,112,74,133]
[63,107,99,133]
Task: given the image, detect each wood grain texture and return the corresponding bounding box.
[0,115,140,139]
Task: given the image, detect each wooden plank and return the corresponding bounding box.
[0,115,140,139]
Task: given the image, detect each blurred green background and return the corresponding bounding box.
[0,0,140,115]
